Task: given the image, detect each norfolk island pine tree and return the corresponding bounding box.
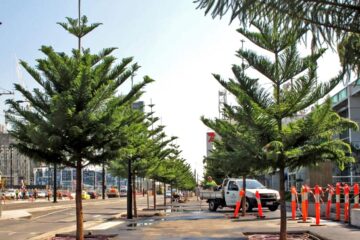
[203,18,357,239]
[6,16,153,240]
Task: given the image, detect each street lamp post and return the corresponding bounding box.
[102,163,105,200]
[9,146,13,187]
[127,158,133,219]
[53,163,57,203]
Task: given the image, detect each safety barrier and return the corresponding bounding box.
[231,182,360,225]
[290,182,360,225]
[326,184,334,219]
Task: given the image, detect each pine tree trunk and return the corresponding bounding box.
[75,160,84,240]
[163,182,166,206]
[279,165,287,240]
[127,159,133,219]
[53,163,57,203]
[146,180,149,209]
[241,175,246,216]
[132,173,137,217]
[153,180,156,210]
[102,163,105,200]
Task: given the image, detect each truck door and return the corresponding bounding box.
[224,180,239,207]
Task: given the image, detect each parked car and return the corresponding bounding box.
[107,187,119,198]
[87,191,98,199]
[165,190,172,198]
[37,190,47,198]
[3,189,16,199]
[82,191,91,200]
[119,189,127,197]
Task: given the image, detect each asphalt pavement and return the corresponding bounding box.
[1,196,360,240]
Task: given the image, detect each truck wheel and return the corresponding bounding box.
[208,200,218,212]
[268,205,278,211]
[246,199,253,212]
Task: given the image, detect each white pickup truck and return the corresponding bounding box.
[200,178,280,212]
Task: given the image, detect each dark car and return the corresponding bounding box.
[87,191,98,199]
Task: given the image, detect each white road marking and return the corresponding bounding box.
[88,221,124,230]
[31,208,70,220]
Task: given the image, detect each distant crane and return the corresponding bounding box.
[0,89,14,96]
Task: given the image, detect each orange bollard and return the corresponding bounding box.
[255,191,264,218]
[314,185,321,225]
[335,183,341,221]
[233,189,244,218]
[344,184,350,222]
[305,185,310,219]
[291,186,297,220]
[326,185,334,220]
[354,183,359,208]
[301,185,309,222]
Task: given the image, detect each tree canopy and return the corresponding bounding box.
[195,0,360,42]
[6,16,153,240]
[202,16,357,240]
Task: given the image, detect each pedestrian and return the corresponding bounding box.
[15,189,19,200]
[195,185,200,201]
[21,188,26,199]
[34,188,38,200]
[47,188,51,201]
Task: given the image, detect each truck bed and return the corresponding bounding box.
[199,189,223,200]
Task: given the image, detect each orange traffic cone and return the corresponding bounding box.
[291,186,297,220]
[255,191,265,219]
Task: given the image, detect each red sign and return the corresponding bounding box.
[207,132,215,142]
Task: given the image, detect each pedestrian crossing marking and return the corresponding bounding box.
[88,221,124,230]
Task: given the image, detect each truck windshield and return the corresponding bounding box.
[236,180,266,189]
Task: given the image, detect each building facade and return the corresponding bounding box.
[331,80,360,184]
[0,133,40,186]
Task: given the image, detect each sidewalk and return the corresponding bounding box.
[81,198,360,240]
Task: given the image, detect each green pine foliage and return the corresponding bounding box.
[204,18,357,240]
[6,16,153,239]
[338,33,360,79]
[195,0,360,40]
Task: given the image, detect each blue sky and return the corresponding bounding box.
[0,1,343,179]
[0,0,244,178]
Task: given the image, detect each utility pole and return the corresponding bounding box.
[149,100,157,210]
[0,90,14,96]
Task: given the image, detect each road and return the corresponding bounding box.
[2,197,358,240]
[0,195,162,240]
[0,196,283,240]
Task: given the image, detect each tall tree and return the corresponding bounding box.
[195,0,360,41]
[208,19,357,240]
[6,16,152,240]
